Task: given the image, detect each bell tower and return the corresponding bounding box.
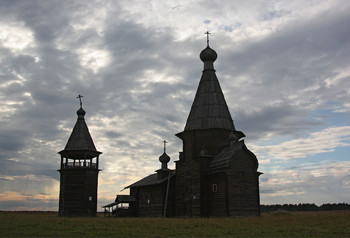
[58,95,102,216]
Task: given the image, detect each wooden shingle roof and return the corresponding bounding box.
[59,107,101,159]
[184,46,235,131]
[124,171,175,189]
[209,140,258,174]
[209,141,244,173]
[102,195,136,208]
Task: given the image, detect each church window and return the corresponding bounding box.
[212,184,217,192]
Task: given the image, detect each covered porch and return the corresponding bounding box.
[102,195,136,217]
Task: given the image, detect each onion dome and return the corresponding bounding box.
[200,46,218,62]
[200,46,217,71]
[77,107,86,119]
[157,151,171,179]
[159,152,170,164]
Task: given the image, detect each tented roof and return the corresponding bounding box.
[59,107,101,159]
[184,46,235,131]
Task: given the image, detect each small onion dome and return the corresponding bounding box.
[200,46,217,62]
[159,152,170,164]
[77,107,86,119]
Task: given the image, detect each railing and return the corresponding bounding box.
[62,162,97,168]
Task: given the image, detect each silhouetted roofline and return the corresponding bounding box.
[58,149,102,159]
[124,170,175,189]
[60,106,101,158]
[182,45,236,132]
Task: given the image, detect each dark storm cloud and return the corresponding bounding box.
[0,129,28,152]
[0,154,59,180]
[2,1,71,41]
[235,103,320,140]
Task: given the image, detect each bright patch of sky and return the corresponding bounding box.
[0,21,35,53]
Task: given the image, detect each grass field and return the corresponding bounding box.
[0,210,349,237]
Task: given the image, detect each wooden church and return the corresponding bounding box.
[102,141,176,217]
[58,96,102,216]
[174,39,261,217]
[103,37,262,217]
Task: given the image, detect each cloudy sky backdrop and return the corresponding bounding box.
[0,0,349,211]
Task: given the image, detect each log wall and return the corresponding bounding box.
[58,167,99,216]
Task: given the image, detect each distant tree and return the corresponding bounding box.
[320,203,350,211]
[260,203,350,212]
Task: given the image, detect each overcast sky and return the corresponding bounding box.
[0,0,349,211]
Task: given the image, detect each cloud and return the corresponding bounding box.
[0,174,59,210]
[0,21,35,53]
[0,0,349,210]
[253,126,350,161]
[260,161,350,205]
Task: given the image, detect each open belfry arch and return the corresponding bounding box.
[58,95,102,216]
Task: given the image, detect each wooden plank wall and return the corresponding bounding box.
[131,180,175,217]
[59,168,99,216]
[207,173,228,217]
[227,150,260,216]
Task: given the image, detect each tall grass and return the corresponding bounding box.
[1,211,349,237]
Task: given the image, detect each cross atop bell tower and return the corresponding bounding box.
[77,94,83,108]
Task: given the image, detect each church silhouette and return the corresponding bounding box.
[59,36,262,217]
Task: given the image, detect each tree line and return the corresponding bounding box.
[261,203,350,212]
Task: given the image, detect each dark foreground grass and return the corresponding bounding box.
[0,210,349,237]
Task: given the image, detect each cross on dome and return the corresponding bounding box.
[77,94,83,108]
[205,31,211,46]
[162,140,167,153]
